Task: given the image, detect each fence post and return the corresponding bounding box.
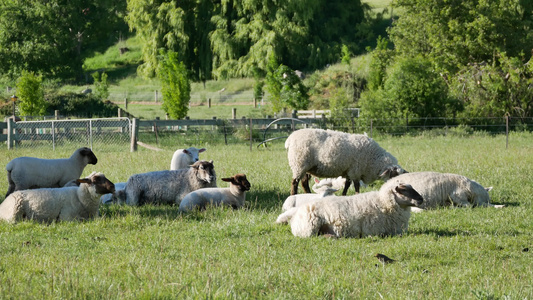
[130,118,139,152]
[253,98,257,108]
[208,98,211,108]
[506,115,509,149]
[232,108,237,119]
[55,110,59,120]
[7,118,14,150]
[154,90,158,102]
[249,118,253,151]
[125,97,128,110]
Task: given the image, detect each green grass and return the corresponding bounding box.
[1,132,533,298]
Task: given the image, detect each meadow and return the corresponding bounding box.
[0,131,532,299]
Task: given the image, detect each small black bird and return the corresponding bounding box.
[375,253,395,264]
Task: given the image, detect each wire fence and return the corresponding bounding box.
[2,115,532,151]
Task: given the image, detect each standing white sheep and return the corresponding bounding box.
[179,173,251,212]
[286,183,423,238]
[5,147,98,197]
[285,128,406,195]
[0,172,115,223]
[380,171,502,211]
[119,160,217,206]
[170,147,206,170]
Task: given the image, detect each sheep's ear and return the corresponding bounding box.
[485,186,493,192]
[76,178,91,184]
[221,177,232,182]
[183,149,190,154]
[199,148,206,153]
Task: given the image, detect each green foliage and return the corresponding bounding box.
[367,36,394,91]
[158,51,191,119]
[91,72,110,100]
[450,52,533,118]
[360,56,460,121]
[341,45,352,65]
[16,71,47,116]
[0,0,127,80]
[266,62,309,113]
[45,92,118,118]
[389,0,533,73]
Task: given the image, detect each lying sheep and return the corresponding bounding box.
[119,160,217,206]
[286,183,423,238]
[179,174,251,212]
[170,147,206,170]
[380,171,502,211]
[285,128,406,195]
[5,147,98,197]
[280,177,344,212]
[0,172,114,223]
[100,182,126,204]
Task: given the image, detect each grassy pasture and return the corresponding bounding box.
[0,132,532,299]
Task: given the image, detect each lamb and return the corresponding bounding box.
[0,172,115,223]
[280,177,344,212]
[119,160,217,206]
[286,182,423,238]
[170,147,206,170]
[179,174,251,212]
[380,171,502,211]
[285,128,406,195]
[5,147,98,197]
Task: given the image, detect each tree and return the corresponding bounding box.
[91,72,110,100]
[0,0,127,80]
[158,51,191,119]
[360,56,460,120]
[265,55,309,113]
[16,71,47,116]
[389,0,533,73]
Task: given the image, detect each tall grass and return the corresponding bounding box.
[1,132,532,298]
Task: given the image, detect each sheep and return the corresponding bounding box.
[119,160,217,206]
[280,177,344,213]
[100,182,126,204]
[286,183,424,238]
[0,172,115,223]
[179,174,251,212]
[380,171,503,212]
[170,147,206,170]
[285,128,406,195]
[5,147,98,197]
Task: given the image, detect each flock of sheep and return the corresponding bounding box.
[0,128,502,240]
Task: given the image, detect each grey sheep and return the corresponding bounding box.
[285,129,406,195]
[5,147,98,197]
[0,172,114,223]
[118,160,217,206]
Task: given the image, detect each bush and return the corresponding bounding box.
[46,92,118,118]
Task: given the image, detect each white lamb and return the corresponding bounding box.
[285,128,406,196]
[286,183,423,238]
[0,172,115,223]
[380,171,503,212]
[170,147,206,170]
[118,160,217,206]
[280,176,344,212]
[179,173,251,212]
[5,147,98,197]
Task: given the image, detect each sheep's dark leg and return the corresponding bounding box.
[291,178,300,195]
[354,180,361,193]
[5,172,15,198]
[342,180,352,195]
[301,174,312,194]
